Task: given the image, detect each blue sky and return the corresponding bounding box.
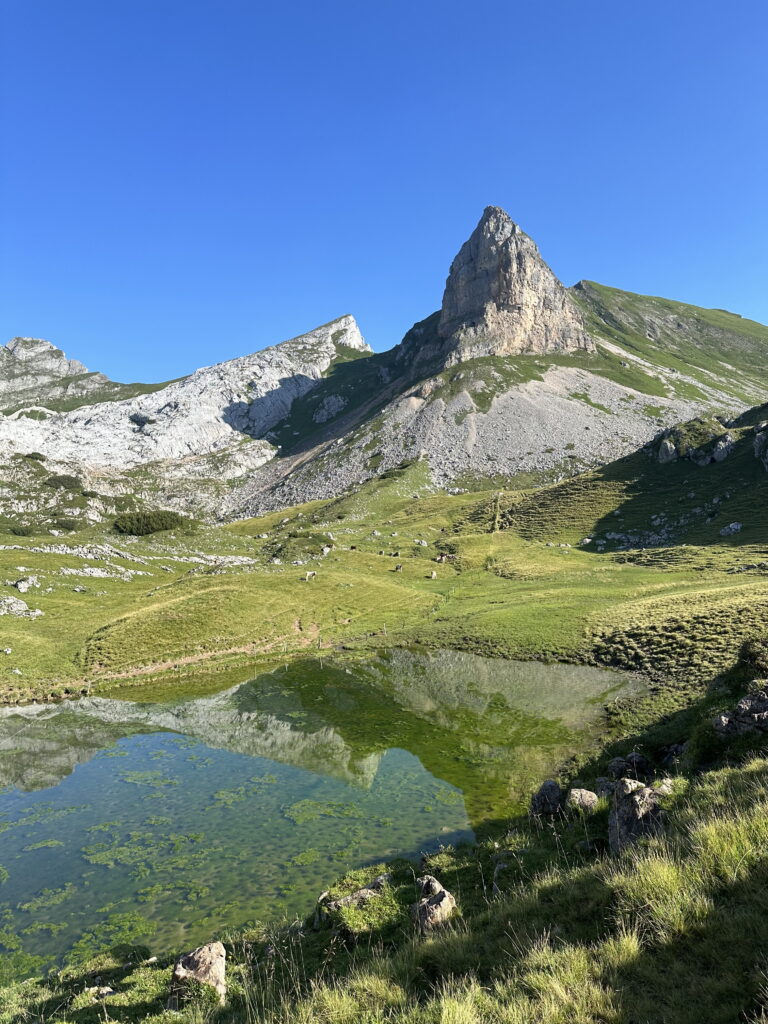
[2,0,766,382]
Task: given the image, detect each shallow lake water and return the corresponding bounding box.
[0,649,642,978]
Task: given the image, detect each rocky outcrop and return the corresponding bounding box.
[435,207,594,365]
[0,595,42,618]
[315,873,391,926]
[412,875,456,934]
[713,687,768,736]
[608,778,668,853]
[0,317,369,474]
[168,941,226,1007]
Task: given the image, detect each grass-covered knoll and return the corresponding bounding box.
[574,280,768,403]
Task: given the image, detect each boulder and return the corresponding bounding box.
[658,438,677,463]
[595,776,615,798]
[608,778,665,853]
[14,575,40,593]
[412,874,456,934]
[719,521,743,537]
[607,752,650,780]
[713,688,768,736]
[565,788,598,813]
[0,595,43,618]
[168,941,226,1007]
[530,779,563,815]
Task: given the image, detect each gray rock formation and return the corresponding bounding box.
[713,687,768,736]
[565,788,598,813]
[411,875,456,934]
[0,595,42,618]
[530,779,563,815]
[436,207,594,364]
[3,207,767,522]
[168,941,227,1007]
[0,317,369,472]
[608,778,666,853]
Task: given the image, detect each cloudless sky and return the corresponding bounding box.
[2,0,767,382]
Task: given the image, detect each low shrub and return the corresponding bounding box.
[113,510,187,536]
[52,517,79,532]
[44,474,81,491]
[23,452,46,462]
[9,524,34,536]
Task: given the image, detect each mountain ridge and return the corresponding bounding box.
[1,207,767,526]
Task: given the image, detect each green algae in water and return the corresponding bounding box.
[0,649,642,978]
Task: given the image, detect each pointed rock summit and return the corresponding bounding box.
[436,206,594,363]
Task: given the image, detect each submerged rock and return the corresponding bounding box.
[412,874,456,934]
[168,941,227,1007]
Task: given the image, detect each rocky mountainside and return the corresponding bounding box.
[1,206,767,526]
[0,336,176,414]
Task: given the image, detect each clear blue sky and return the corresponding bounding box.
[2,0,766,383]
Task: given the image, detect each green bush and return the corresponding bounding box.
[10,524,34,537]
[44,474,81,491]
[81,490,100,499]
[52,517,79,532]
[23,452,46,462]
[113,510,187,536]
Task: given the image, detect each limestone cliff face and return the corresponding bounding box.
[436,207,594,364]
[0,337,110,408]
[0,315,370,470]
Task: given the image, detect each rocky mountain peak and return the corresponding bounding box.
[4,337,90,376]
[436,206,594,363]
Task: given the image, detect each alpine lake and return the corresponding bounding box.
[0,649,643,980]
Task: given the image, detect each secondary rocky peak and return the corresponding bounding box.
[3,337,89,376]
[436,206,594,362]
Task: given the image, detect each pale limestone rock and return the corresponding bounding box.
[437,207,594,363]
[412,875,456,934]
[168,941,226,1007]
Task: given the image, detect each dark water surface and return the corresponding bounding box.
[0,649,641,978]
